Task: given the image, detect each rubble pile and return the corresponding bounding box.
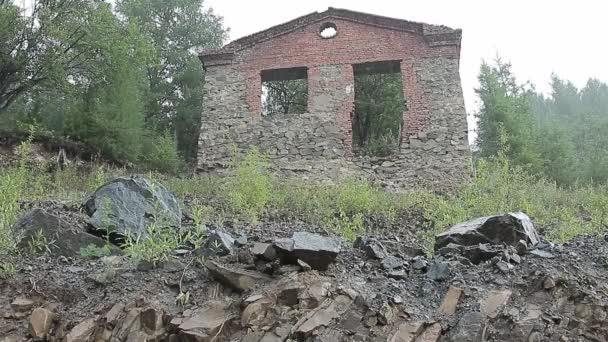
[2,198,608,341]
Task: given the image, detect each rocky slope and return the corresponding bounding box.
[2,207,608,341]
[2,178,608,341]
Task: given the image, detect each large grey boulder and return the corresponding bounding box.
[12,209,119,257]
[274,232,341,271]
[84,176,181,238]
[435,212,540,251]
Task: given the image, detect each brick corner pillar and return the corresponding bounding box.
[400,61,428,145]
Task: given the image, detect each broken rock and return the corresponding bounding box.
[65,317,97,342]
[354,236,388,259]
[30,307,55,339]
[480,290,512,319]
[382,255,404,270]
[427,262,450,281]
[204,260,271,291]
[274,232,340,271]
[439,286,463,315]
[179,301,233,341]
[200,230,235,256]
[251,242,278,261]
[449,312,487,342]
[11,297,35,312]
[11,209,119,257]
[435,212,540,251]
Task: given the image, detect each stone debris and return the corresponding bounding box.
[480,289,512,319]
[382,255,404,270]
[198,229,235,256]
[448,312,487,342]
[354,236,388,259]
[204,260,272,291]
[274,232,340,270]
[435,212,540,250]
[251,242,278,261]
[64,317,97,342]
[438,286,463,315]
[427,262,450,281]
[11,297,35,312]
[84,176,181,238]
[29,307,55,339]
[179,301,234,341]
[11,209,119,257]
[3,213,608,342]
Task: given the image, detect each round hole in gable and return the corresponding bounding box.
[319,22,338,39]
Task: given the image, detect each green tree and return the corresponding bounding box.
[1,0,154,162]
[117,0,228,161]
[475,58,539,169]
[352,72,404,155]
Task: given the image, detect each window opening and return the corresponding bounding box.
[352,60,405,156]
[319,22,338,39]
[261,67,308,115]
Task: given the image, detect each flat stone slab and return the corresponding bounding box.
[274,232,341,271]
[204,260,272,292]
[439,286,463,315]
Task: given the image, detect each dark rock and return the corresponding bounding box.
[84,176,181,238]
[204,260,271,291]
[412,257,428,271]
[427,262,450,281]
[354,236,387,259]
[254,260,273,274]
[435,212,540,251]
[449,312,487,342]
[161,259,185,273]
[460,244,502,264]
[387,270,407,280]
[235,233,248,246]
[382,256,403,270]
[12,209,119,257]
[400,245,426,258]
[205,230,235,256]
[251,243,278,261]
[436,243,464,257]
[274,232,340,271]
[515,239,528,255]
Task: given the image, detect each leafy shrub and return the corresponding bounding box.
[140,131,184,174]
[121,222,181,263]
[0,136,33,253]
[225,147,272,222]
[0,262,16,279]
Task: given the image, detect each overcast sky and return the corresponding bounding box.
[205,0,608,126]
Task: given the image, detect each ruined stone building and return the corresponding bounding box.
[198,8,470,189]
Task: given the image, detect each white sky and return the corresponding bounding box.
[206,0,608,132]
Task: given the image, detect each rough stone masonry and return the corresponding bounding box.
[198,8,471,190]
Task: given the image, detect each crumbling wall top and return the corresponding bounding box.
[199,7,462,68]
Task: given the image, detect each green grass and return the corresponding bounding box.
[1,142,607,257]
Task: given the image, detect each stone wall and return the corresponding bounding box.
[198,14,471,190]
